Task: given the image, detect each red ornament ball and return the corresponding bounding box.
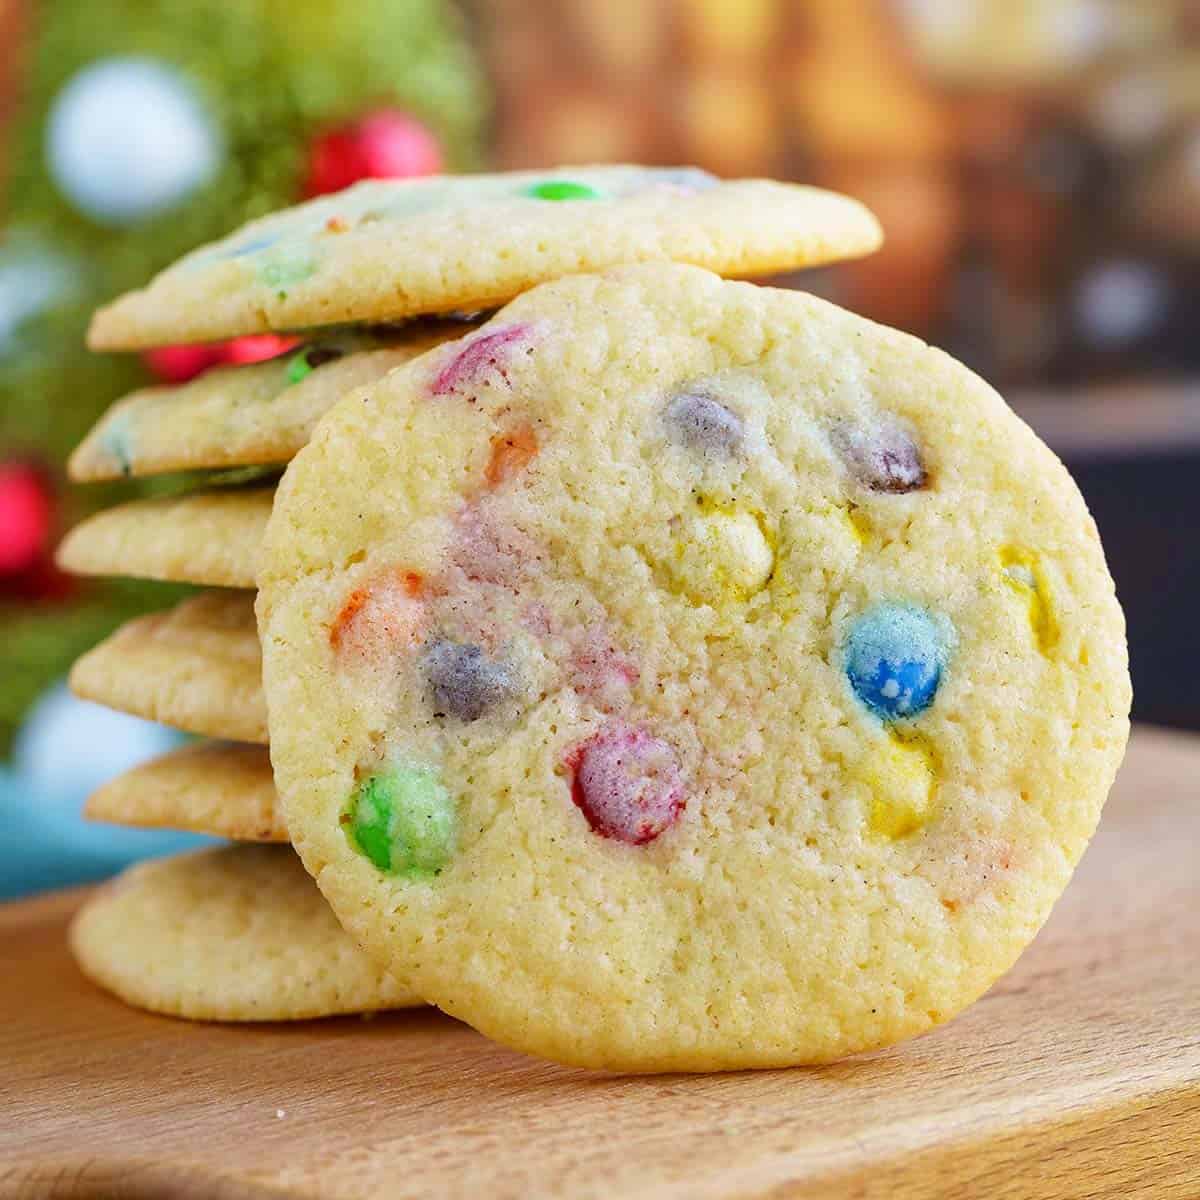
[0,461,53,575]
[304,109,443,198]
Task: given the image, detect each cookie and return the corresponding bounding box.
[86,740,285,842]
[70,325,460,482]
[70,845,418,1020]
[88,166,882,349]
[57,487,271,587]
[258,264,1130,1071]
[69,591,265,744]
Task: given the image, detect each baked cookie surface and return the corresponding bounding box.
[70,325,460,482]
[57,486,272,588]
[259,265,1130,1071]
[89,167,881,349]
[86,740,284,842]
[70,845,417,1020]
[69,591,265,743]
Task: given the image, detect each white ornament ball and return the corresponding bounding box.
[46,57,221,226]
[1075,260,1167,349]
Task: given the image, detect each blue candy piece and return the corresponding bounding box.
[101,408,135,475]
[218,233,280,260]
[654,167,719,192]
[844,604,946,720]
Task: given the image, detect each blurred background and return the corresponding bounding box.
[2,0,1197,893]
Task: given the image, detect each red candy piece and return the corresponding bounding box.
[144,334,299,383]
[221,333,300,365]
[431,325,532,397]
[143,343,224,383]
[304,109,443,198]
[0,462,53,574]
[569,723,685,845]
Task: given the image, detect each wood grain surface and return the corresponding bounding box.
[1,726,1197,1200]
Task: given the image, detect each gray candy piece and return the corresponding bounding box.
[422,639,519,722]
[664,392,745,458]
[830,417,927,493]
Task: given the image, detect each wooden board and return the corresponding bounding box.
[1,726,1198,1200]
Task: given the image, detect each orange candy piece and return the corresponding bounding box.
[330,569,424,657]
[484,425,538,488]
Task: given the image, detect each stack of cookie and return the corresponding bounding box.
[58,166,893,1032]
[62,323,458,1021]
[61,167,1130,1070]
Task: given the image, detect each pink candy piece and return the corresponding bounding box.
[571,629,640,709]
[569,723,685,845]
[431,324,532,396]
[222,333,301,365]
[450,504,534,587]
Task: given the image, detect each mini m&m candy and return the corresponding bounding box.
[344,764,455,877]
[831,418,927,493]
[525,180,603,201]
[286,343,346,385]
[853,734,937,839]
[569,724,685,845]
[1000,546,1059,653]
[665,391,745,458]
[844,603,947,720]
[431,324,533,396]
[667,505,774,604]
[422,640,520,723]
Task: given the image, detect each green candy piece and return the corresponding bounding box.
[257,246,317,293]
[525,180,602,202]
[345,763,455,877]
[285,348,313,385]
[285,344,341,385]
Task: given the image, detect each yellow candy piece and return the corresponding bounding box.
[1000,546,1059,653]
[844,504,870,544]
[855,734,936,840]
[667,506,774,604]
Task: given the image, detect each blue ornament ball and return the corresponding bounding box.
[1,683,208,899]
[14,682,183,796]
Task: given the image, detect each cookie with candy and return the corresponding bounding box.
[257,264,1129,1070]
